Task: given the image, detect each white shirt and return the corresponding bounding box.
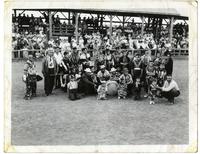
[54,52,63,65]
[47,56,55,69]
[67,81,78,90]
[162,80,180,92]
[97,70,110,79]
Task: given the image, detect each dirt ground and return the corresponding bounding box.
[11,57,188,145]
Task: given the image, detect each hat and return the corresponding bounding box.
[69,74,75,79]
[135,53,140,56]
[82,47,86,51]
[53,45,60,49]
[85,68,91,73]
[100,65,106,69]
[110,67,117,72]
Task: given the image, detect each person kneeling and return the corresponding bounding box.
[156,75,180,104]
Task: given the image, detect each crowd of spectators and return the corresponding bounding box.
[12,13,188,57]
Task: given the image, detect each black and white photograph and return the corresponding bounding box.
[4,0,198,153]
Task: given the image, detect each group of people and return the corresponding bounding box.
[23,44,180,104]
[13,28,188,62]
[12,12,188,52]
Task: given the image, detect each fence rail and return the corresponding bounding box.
[12,48,188,60]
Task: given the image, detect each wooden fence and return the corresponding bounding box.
[12,48,188,60]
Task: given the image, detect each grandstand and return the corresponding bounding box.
[12,8,189,59]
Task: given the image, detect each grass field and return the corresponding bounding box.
[11,57,188,145]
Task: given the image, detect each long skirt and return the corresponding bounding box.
[118,84,127,98]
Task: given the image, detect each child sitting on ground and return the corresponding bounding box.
[97,81,108,100]
[149,78,158,104]
[67,74,80,101]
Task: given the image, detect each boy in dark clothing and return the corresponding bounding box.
[134,78,142,100]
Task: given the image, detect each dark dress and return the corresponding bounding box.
[119,56,130,71]
[81,73,96,95]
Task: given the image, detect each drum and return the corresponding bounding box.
[106,81,118,96]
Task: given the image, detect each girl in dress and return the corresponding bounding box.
[149,78,158,104]
[97,81,108,100]
[67,74,80,101]
[118,68,133,99]
[145,60,156,97]
[118,77,127,99]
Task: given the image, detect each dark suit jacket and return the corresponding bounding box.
[42,56,58,76]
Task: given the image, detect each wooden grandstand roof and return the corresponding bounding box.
[13,8,188,20]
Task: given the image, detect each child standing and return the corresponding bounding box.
[118,67,133,99]
[134,78,142,100]
[144,60,156,97]
[23,54,37,100]
[157,63,167,87]
[157,63,167,97]
[149,78,158,104]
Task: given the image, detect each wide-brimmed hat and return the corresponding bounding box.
[100,65,106,69]
[85,68,91,73]
[82,47,86,51]
[72,46,77,49]
[110,67,117,72]
[54,45,61,49]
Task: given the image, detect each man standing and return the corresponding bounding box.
[54,46,63,89]
[130,53,143,81]
[42,48,58,96]
[157,74,180,104]
[119,50,130,72]
[68,46,80,72]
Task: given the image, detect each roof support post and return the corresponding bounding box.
[14,9,16,17]
[122,16,125,33]
[75,12,79,43]
[169,17,174,43]
[109,15,113,35]
[68,11,71,24]
[48,10,52,40]
[141,16,145,36]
